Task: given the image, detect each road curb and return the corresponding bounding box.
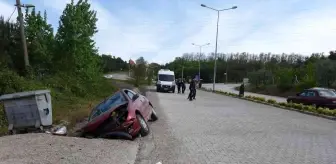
[199,88,336,121]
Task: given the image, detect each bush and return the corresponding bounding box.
[278,102,287,107]
[0,69,45,95]
[306,106,316,112]
[255,97,266,102]
[292,103,304,110]
[267,99,276,104]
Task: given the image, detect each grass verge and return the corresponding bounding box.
[0,73,117,136]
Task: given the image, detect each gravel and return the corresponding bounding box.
[0,133,139,164]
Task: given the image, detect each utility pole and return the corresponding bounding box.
[15,0,31,68]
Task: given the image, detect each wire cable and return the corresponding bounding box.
[7,7,17,22]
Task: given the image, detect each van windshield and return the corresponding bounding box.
[159,74,174,81]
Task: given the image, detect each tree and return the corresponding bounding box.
[100,54,128,73]
[54,0,100,80]
[24,9,54,75]
[328,51,336,60]
[132,57,147,87]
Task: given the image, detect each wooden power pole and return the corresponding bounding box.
[15,0,30,68]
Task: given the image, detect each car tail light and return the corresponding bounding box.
[332,101,336,104]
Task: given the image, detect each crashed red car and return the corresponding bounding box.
[81,89,158,140]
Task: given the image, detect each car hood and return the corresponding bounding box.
[83,102,128,132]
[159,81,174,85]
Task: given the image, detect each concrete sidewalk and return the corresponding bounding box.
[202,83,287,103]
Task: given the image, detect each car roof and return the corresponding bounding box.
[308,87,335,91]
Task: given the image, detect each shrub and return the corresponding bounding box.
[278,102,287,107]
[303,105,310,111]
[256,97,266,102]
[307,106,316,112]
[316,107,325,114]
[0,69,45,95]
[292,103,304,110]
[267,99,276,104]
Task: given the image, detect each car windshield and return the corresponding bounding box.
[89,92,126,121]
[318,90,336,97]
[159,74,174,81]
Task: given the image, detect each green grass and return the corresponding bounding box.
[0,78,117,135]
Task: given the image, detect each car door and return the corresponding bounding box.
[125,90,144,112]
[302,90,318,105]
[129,90,150,119]
[139,94,151,119]
[293,90,308,104]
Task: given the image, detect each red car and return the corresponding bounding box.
[81,89,158,140]
[287,87,336,109]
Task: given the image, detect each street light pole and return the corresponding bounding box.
[225,57,228,84]
[213,10,219,91]
[200,4,237,92]
[15,0,35,69]
[199,46,201,80]
[192,43,210,82]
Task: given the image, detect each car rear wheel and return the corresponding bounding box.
[149,104,158,122]
[136,113,149,136]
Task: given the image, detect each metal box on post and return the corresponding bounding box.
[0,90,52,134]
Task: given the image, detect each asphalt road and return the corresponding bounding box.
[1,86,335,164]
[202,83,287,103]
[137,88,336,164]
[105,72,132,81]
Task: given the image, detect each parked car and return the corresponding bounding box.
[287,87,336,109]
[81,89,158,140]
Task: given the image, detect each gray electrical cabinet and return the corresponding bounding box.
[0,90,52,134]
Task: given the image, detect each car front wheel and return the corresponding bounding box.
[136,114,150,137]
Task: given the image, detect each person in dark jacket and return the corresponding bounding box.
[188,79,196,101]
[177,78,181,93]
[181,78,186,94]
[239,83,245,97]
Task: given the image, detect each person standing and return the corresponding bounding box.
[192,78,197,100]
[181,78,186,94]
[188,78,196,101]
[177,78,181,93]
[239,83,245,97]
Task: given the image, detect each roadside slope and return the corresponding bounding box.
[0,133,138,164]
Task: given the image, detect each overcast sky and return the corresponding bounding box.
[1,0,336,64]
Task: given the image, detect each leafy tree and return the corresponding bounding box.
[132,57,147,87]
[54,0,100,80]
[328,51,336,60]
[24,9,54,75]
[100,54,128,73]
